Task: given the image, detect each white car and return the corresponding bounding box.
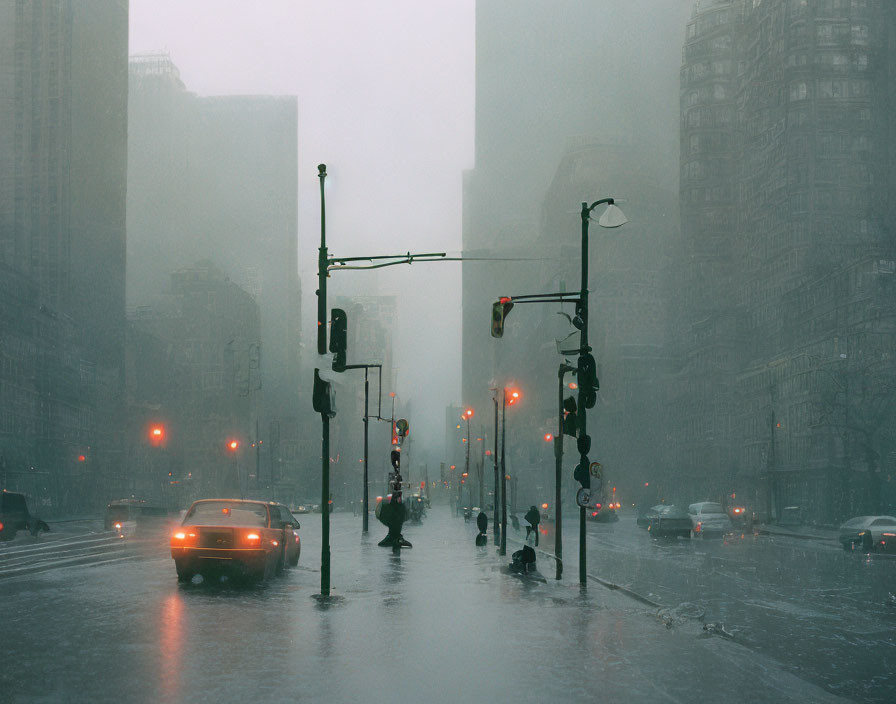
[838,515,896,552]
[688,502,732,537]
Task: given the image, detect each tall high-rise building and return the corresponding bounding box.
[462,1,688,502]
[462,0,688,406]
[127,54,303,482]
[0,0,129,509]
[671,0,896,521]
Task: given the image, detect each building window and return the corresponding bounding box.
[789,82,808,101]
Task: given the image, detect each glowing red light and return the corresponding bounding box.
[77,455,86,462]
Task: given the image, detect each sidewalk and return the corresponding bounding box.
[757,522,839,542]
[313,507,848,703]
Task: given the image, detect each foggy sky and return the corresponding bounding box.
[129,1,474,453]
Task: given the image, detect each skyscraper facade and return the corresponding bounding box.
[672,0,896,521]
[0,0,129,509]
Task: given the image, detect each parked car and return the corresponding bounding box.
[170,499,300,582]
[637,505,665,529]
[647,505,692,538]
[0,490,49,541]
[838,515,896,552]
[688,502,732,537]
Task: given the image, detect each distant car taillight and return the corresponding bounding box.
[0,521,4,531]
[695,522,702,533]
[114,522,122,531]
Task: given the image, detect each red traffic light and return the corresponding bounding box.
[543,433,553,442]
[463,408,474,419]
[77,454,86,462]
[227,439,239,451]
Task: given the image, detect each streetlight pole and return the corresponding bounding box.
[577,197,626,587]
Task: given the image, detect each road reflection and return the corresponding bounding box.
[159,592,184,704]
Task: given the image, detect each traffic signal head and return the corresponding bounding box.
[491,297,514,338]
[329,308,347,372]
[577,353,598,409]
[573,462,591,489]
[312,368,337,418]
[507,388,521,406]
[562,396,578,437]
[391,449,401,470]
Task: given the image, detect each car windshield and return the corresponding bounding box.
[699,503,724,514]
[183,501,268,527]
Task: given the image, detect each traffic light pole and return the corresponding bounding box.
[554,364,574,581]
[500,390,507,556]
[342,363,383,535]
[363,369,369,533]
[317,165,331,597]
[492,392,499,546]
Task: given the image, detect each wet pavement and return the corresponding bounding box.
[538,513,896,703]
[0,507,881,703]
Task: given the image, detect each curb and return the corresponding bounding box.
[757,527,837,543]
[501,533,662,608]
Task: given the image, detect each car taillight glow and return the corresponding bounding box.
[271,540,279,547]
[591,512,598,517]
[0,521,4,531]
[174,532,186,540]
[295,535,300,543]
[114,522,122,531]
[695,523,702,533]
[246,533,260,541]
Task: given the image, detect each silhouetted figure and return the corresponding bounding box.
[475,511,488,546]
[378,470,411,548]
[510,524,537,573]
[525,505,540,546]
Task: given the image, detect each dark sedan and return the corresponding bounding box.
[637,504,665,529]
[647,505,692,538]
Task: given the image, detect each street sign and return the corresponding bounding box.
[589,461,602,479]
[576,487,592,508]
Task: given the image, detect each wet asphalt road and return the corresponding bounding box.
[537,513,896,702]
[0,508,890,703]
